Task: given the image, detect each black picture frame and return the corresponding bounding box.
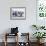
[10,7,26,20]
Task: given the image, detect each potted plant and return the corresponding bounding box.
[32,25,39,30]
[40,26,45,29]
[33,32,46,43]
[32,25,45,30]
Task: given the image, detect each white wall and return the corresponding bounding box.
[0,0,37,42]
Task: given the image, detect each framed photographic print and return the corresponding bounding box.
[10,7,26,20]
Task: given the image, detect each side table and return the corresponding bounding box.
[4,33,18,46]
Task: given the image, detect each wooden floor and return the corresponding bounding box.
[0,42,46,46]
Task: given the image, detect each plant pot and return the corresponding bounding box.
[37,39,44,44]
[40,38,45,43]
[37,39,40,43]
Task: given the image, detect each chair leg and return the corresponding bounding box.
[4,33,7,46]
[4,41,7,46]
